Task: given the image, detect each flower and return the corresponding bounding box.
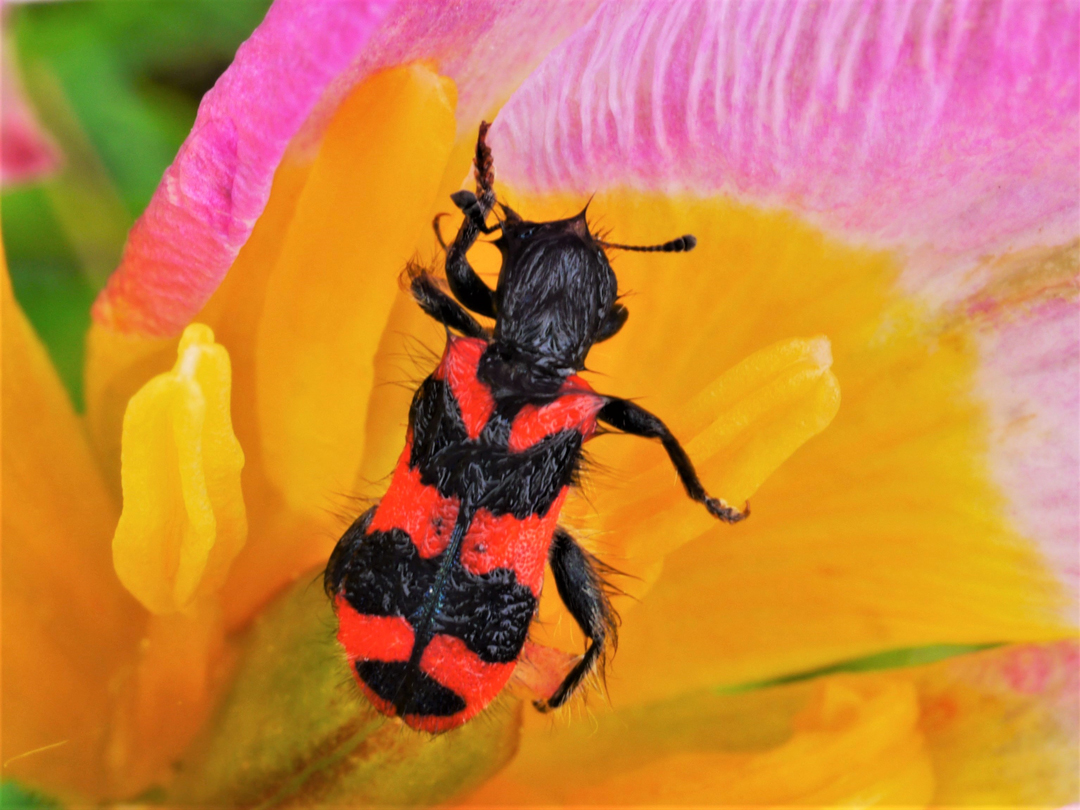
[3,0,1077,805]
[1,6,60,186]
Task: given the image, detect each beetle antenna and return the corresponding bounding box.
[597,234,697,253]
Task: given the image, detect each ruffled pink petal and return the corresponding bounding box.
[977,298,1080,607]
[298,0,606,146]
[1,38,60,186]
[493,0,1080,613]
[92,0,397,336]
[494,0,1078,272]
[92,0,604,337]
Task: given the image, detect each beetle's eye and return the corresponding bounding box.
[521,227,535,239]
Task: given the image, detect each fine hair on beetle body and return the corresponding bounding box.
[325,121,747,734]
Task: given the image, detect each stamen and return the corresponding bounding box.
[112,323,247,614]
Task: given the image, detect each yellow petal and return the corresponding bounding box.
[112,323,246,614]
[601,335,841,566]
[499,190,1067,707]
[254,64,457,520]
[84,156,312,505]
[581,680,934,805]
[467,675,933,806]
[84,66,459,631]
[467,643,1077,806]
[105,604,225,796]
[2,254,142,796]
[200,155,320,630]
[356,137,495,490]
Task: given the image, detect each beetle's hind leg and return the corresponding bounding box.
[408,266,489,340]
[535,528,621,712]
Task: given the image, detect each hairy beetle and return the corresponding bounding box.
[325,123,748,732]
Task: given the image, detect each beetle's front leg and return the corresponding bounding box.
[443,122,498,317]
[597,398,750,523]
[472,119,496,214]
[408,268,489,339]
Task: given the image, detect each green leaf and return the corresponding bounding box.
[13,0,272,217]
[0,781,64,809]
[717,643,999,694]
[2,187,95,408]
[3,0,270,410]
[168,578,522,807]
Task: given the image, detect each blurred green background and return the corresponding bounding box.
[3,0,271,409]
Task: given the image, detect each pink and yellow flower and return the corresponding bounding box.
[1,6,60,186]
[3,0,1077,804]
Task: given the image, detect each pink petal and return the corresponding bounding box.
[923,641,1079,804]
[493,0,1079,270]
[978,298,1080,607]
[92,0,604,337]
[92,0,396,336]
[492,0,1080,612]
[1,38,60,186]
[299,0,607,146]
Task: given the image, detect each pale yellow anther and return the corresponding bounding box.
[113,323,246,614]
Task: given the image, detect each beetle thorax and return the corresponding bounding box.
[491,212,617,380]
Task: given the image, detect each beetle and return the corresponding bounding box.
[325,122,748,733]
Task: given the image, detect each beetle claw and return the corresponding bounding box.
[706,497,750,523]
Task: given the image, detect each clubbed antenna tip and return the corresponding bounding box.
[598,234,697,253]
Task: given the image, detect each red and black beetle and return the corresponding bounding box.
[325,123,747,733]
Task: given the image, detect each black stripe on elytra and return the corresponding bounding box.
[393,506,476,717]
[356,660,466,717]
[324,506,375,598]
[408,376,584,519]
[333,522,536,665]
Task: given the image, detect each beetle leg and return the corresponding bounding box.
[535,528,620,711]
[597,398,750,523]
[444,210,497,317]
[409,268,490,340]
[443,124,499,318]
[432,213,449,251]
[473,120,495,200]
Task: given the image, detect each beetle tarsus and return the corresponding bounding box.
[706,498,750,523]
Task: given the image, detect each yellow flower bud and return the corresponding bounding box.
[112,323,246,614]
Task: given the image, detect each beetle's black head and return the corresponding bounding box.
[491,206,617,376]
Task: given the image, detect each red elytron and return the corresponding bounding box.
[325,124,747,732]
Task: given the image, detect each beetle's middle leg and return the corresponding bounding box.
[535,527,620,712]
[598,398,750,523]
